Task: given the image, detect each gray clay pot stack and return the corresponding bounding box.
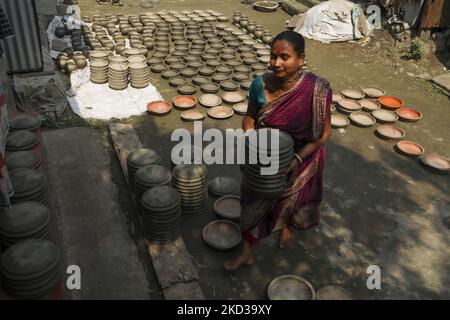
[0,202,54,248]
[134,164,172,205]
[9,169,49,207]
[172,164,208,214]
[140,186,181,244]
[5,151,42,171]
[243,129,294,198]
[6,131,39,152]
[126,148,161,191]
[0,239,62,299]
[9,115,41,132]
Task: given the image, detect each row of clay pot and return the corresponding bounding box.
[233,11,273,44]
[56,52,87,73]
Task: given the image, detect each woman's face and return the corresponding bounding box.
[270,39,305,79]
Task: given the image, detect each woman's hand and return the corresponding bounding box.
[285,158,300,186]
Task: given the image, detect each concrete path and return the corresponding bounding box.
[43,128,150,299]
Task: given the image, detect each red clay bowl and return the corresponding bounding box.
[395,108,423,122]
[378,96,404,110]
[147,100,172,116]
[395,141,424,157]
[172,95,197,110]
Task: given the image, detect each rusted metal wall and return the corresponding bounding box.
[0,0,43,73]
[419,0,450,28]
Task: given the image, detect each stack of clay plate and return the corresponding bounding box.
[9,169,48,206]
[90,60,109,84]
[208,176,240,197]
[129,62,150,88]
[5,151,42,170]
[6,131,39,152]
[243,129,293,198]
[108,62,129,90]
[134,165,172,204]
[126,148,161,192]
[89,50,109,63]
[0,202,53,247]
[172,164,208,214]
[9,115,42,132]
[0,239,62,299]
[140,186,181,244]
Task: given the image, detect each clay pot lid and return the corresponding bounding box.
[127,148,161,167]
[220,80,238,91]
[395,108,422,122]
[170,62,187,70]
[221,53,237,61]
[267,275,316,300]
[202,54,217,61]
[192,76,209,86]
[147,100,172,116]
[135,165,172,186]
[337,99,362,113]
[187,61,204,69]
[395,141,425,157]
[372,109,398,123]
[216,23,228,30]
[420,154,450,173]
[6,131,39,150]
[378,96,404,110]
[198,67,214,76]
[110,56,128,64]
[243,57,258,65]
[164,57,181,65]
[209,177,240,196]
[201,82,220,93]
[359,99,380,112]
[202,220,241,250]
[180,68,197,78]
[241,52,257,59]
[240,80,252,91]
[0,239,60,279]
[169,77,187,87]
[207,106,234,119]
[189,49,203,56]
[206,60,222,68]
[199,94,222,107]
[349,112,376,127]
[175,45,190,52]
[141,186,180,209]
[233,73,251,82]
[212,73,229,83]
[252,63,267,71]
[222,48,236,55]
[225,60,241,67]
[0,201,50,235]
[216,66,233,74]
[331,114,350,128]
[258,56,270,64]
[183,55,200,63]
[221,91,245,104]
[161,69,179,79]
[253,43,268,50]
[362,87,386,99]
[5,151,41,170]
[376,125,406,141]
[10,115,41,131]
[173,164,208,180]
[256,49,270,56]
[125,48,142,56]
[238,45,253,53]
[177,85,197,95]
[150,63,168,73]
[315,285,352,300]
[152,52,167,58]
[181,109,206,122]
[341,89,365,100]
[233,102,248,115]
[172,95,197,109]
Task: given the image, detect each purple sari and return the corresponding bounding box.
[241,72,332,242]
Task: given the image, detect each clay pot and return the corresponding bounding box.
[247,23,256,34]
[233,14,241,25]
[254,29,264,40]
[64,60,77,73]
[57,56,68,70]
[239,16,248,29]
[55,26,65,38]
[75,58,87,69]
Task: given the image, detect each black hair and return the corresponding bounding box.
[271,31,305,56]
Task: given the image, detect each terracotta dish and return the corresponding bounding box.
[349,112,376,127]
[172,95,197,109]
[147,100,172,116]
[375,125,405,141]
[331,114,349,128]
[207,106,234,119]
[395,108,422,122]
[395,141,424,157]
[181,109,205,122]
[362,87,386,99]
[420,154,450,174]
[378,96,404,110]
[341,89,365,100]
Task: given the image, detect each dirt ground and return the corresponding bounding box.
[57,0,450,299]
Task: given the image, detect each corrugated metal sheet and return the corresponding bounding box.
[0,0,43,73]
[420,0,450,28]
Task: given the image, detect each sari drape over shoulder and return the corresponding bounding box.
[241,72,332,242]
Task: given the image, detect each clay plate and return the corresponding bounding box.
[207,106,234,119]
[337,99,362,114]
[420,153,450,174]
[202,220,241,250]
[375,125,405,141]
[147,101,171,116]
[181,109,205,122]
[372,109,398,124]
[341,89,365,100]
[395,108,422,122]
[177,85,197,95]
[362,87,386,99]
[172,95,197,109]
[359,99,381,112]
[349,112,376,127]
[199,94,222,107]
[395,141,424,157]
[267,275,316,300]
[213,195,241,221]
[378,96,404,110]
[233,102,248,115]
[221,91,245,104]
[331,114,349,128]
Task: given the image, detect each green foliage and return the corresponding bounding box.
[403,40,423,60]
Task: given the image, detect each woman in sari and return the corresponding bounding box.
[224,31,332,271]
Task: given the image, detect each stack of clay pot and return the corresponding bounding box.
[9,115,41,133]
[128,61,150,89]
[0,239,62,299]
[134,165,172,205]
[140,186,181,244]
[108,62,129,90]
[172,164,208,214]
[6,131,39,152]
[0,202,54,247]
[72,51,87,70]
[126,148,161,192]
[243,129,294,198]
[5,151,42,171]
[71,29,84,52]
[8,169,49,207]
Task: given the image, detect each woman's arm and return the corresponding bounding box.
[242,115,255,132]
[296,110,332,161]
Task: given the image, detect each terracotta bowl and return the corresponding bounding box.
[420,153,450,174]
[378,96,404,110]
[172,95,197,109]
[147,100,172,116]
[375,125,405,142]
[395,108,423,122]
[395,141,424,157]
[181,109,205,122]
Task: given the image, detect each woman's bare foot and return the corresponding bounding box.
[279,227,293,248]
[224,241,254,271]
